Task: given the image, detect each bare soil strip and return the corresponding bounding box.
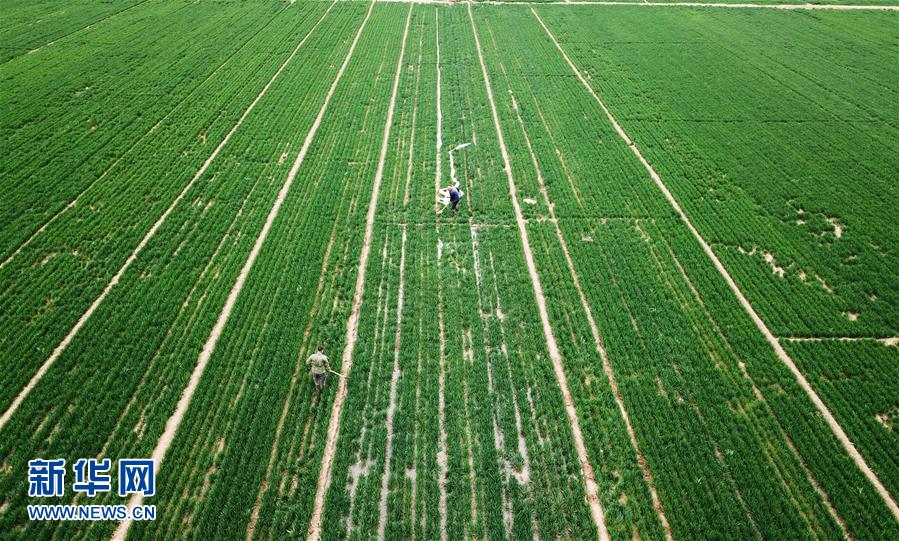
[0,1,338,434]
[0,2,292,271]
[374,0,899,11]
[531,7,899,521]
[108,2,370,538]
[377,226,408,541]
[434,10,450,540]
[467,3,609,538]
[306,5,413,539]
[501,63,673,538]
[377,31,422,532]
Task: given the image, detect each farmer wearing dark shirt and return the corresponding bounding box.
[448,186,461,213]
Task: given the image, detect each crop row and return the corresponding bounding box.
[0,1,333,412]
[0,0,147,62]
[0,0,300,257]
[528,6,899,337]
[0,3,372,538]
[477,5,897,538]
[131,4,417,539]
[316,8,607,540]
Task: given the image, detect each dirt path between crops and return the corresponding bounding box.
[376,0,899,11]
[107,3,368,539]
[307,5,413,540]
[530,6,899,522]
[377,26,423,533]
[0,1,338,434]
[0,2,295,272]
[492,36,673,536]
[377,225,408,541]
[434,10,450,540]
[467,3,609,539]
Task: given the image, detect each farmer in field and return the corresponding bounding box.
[438,183,463,214]
[448,185,461,213]
[307,346,330,391]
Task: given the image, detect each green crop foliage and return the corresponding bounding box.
[0,2,895,540]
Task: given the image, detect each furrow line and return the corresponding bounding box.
[0,0,338,433]
[306,4,413,539]
[377,225,408,541]
[108,2,370,538]
[780,336,898,347]
[531,6,899,521]
[502,62,672,539]
[468,2,608,538]
[434,10,449,541]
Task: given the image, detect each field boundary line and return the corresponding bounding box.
[107,0,371,537]
[306,4,413,540]
[0,2,295,270]
[531,6,899,521]
[0,0,338,434]
[467,2,609,538]
[487,18,672,533]
[371,0,899,11]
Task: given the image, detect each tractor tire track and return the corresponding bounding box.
[377,225,408,541]
[434,10,450,540]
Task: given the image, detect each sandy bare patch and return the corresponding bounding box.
[434,11,449,540]
[827,216,843,239]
